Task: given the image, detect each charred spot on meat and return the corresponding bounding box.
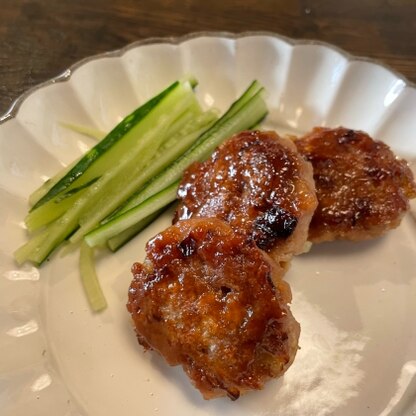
[253,207,298,251]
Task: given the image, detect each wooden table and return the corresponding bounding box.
[1,0,415,115]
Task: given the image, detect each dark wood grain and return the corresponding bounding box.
[1,0,415,115]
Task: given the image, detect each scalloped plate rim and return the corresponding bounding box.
[1,31,415,125]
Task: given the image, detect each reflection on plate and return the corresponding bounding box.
[1,33,415,416]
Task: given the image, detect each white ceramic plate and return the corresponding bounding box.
[1,33,416,416]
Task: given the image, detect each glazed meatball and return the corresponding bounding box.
[295,127,416,243]
[127,218,300,400]
[174,130,317,268]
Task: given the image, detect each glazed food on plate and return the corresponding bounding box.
[127,218,300,400]
[126,126,416,400]
[174,130,318,269]
[295,127,416,243]
[127,130,316,400]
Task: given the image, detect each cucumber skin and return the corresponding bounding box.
[26,177,100,232]
[31,81,179,210]
[19,82,197,264]
[70,89,200,242]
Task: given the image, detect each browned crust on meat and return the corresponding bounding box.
[174,130,317,267]
[127,218,300,400]
[295,127,416,243]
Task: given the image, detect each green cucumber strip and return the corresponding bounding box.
[28,157,81,207]
[24,210,79,265]
[31,80,184,209]
[158,108,219,153]
[79,242,107,312]
[26,177,99,232]
[14,227,50,266]
[25,101,197,232]
[60,122,106,141]
[107,208,166,252]
[167,80,263,159]
[19,85,200,264]
[103,110,218,223]
[30,103,115,206]
[69,94,200,241]
[119,87,267,215]
[26,91,200,231]
[31,84,201,221]
[214,80,263,124]
[55,177,100,202]
[85,181,179,248]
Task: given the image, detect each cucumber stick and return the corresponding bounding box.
[69,109,217,241]
[30,80,187,210]
[25,97,205,233]
[85,83,268,250]
[79,242,107,312]
[28,157,81,207]
[27,77,197,209]
[60,122,106,141]
[107,208,166,252]
[25,178,98,231]
[16,81,201,265]
[14,226,50,266]
[85,181,179,247]
[35,99,195,261]
[101,110,218,224]
[29,118,115,206]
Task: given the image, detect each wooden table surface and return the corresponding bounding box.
[1,0,415,116]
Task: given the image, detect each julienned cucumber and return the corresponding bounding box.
[79,241,107,312]
[84,181,180,247]
[26,108,216,233]
[107,208,167,252]
[84,81,268,249]
[60,122,106,141]
[26,80,199,232]
[25,177,99,232]
[15,79,203,265]
[27,123,105,207]
[70,110,218,241]
[29,79,189,211]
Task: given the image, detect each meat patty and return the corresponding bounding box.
[295,127,416,243]
[174,130,317,268]
[127,218,300,400]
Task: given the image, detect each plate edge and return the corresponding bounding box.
[1,30,415,124]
